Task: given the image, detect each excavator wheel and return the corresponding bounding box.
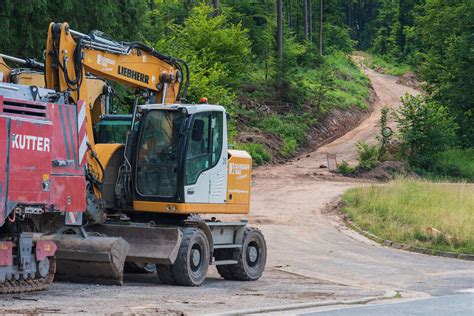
[124,262,157,274]
[157,227,209,286]
[216,227,267,281]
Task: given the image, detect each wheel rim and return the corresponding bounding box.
[190,244,202,272]
[144,263,157,273]
[246,241,259,267]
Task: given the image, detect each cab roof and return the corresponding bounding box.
[139,103,226,114]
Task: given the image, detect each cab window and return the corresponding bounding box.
[185,112,223,185]
[136,110,185,197]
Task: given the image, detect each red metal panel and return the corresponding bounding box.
[35,240,57,261]
[8,116,52,206]
[0,242,13,266]
[3,98,49,120]
[0,116,8,225]
[0,97,86,218]
[50,103,81,175]
[49,175,86,213]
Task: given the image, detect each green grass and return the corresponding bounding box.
[238,142,272,165]
[342,178,474,254]
[430,148,474,181]
[361,53,411,76]
[327,52,370,109]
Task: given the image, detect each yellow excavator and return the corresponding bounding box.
[0,22,266,289]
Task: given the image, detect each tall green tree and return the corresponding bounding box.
[416,0,474,146]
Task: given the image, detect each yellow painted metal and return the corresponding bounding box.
[133,201,249,215]
[0,58,45,86]
[86,77,108,125]
[83,49,180,104]
[94,143,125,180]
[0,57,10,82]
[12,71,45,86]
[227,150,252,206]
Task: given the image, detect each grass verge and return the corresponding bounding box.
[342,178,474,254]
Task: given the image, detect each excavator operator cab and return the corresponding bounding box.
[130,104,230,213]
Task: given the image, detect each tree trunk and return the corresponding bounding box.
[309,0,313,43]
[319,0,323,55]
[304,0,309,41]
[277,0,283,63]
[212,0,219,17]
[276,0,283,92]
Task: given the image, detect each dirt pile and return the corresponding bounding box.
[357,160,417,181]
[396,71,422,90]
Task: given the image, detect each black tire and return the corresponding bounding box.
[157,227,210,286]
[217,227,267,281]
[124,262,157,274]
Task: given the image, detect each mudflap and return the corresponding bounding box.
[53,235,129,285]
[50,224,182,286]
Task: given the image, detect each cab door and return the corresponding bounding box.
[183,111,227,204]
[208,112,227,204]
[184,112,211,203]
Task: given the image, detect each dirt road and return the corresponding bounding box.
[2,64,473,315]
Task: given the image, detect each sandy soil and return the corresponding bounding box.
[2,61,472,316]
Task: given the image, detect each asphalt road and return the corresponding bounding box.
[309,293,474,315]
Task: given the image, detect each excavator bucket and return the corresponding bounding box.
[52,224,183,285]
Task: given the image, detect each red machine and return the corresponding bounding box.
[0,84,85,293]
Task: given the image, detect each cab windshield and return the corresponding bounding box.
[136,110,186,197]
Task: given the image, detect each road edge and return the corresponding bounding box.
[207,290,399,316]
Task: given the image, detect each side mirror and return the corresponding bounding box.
[191,119,204,141]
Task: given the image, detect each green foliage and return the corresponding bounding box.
[0,0,150,58]
[337,160,357,174]
[415,0,474,146]
[362,54,411,76]
[395,95,459,169]
[325,52,370,110]
[430,148,474,182]
[238,142,272,166]
[154,4,251,105]
[356,142,380,170]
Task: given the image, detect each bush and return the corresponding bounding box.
[337,160,357,174]
[356,142,380,170]
[280,138,297,158]
[363,54,411,76]
[395,95,458,169]
[238,142,271,166]
[431,148,474,181]
[154,4,251,105]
